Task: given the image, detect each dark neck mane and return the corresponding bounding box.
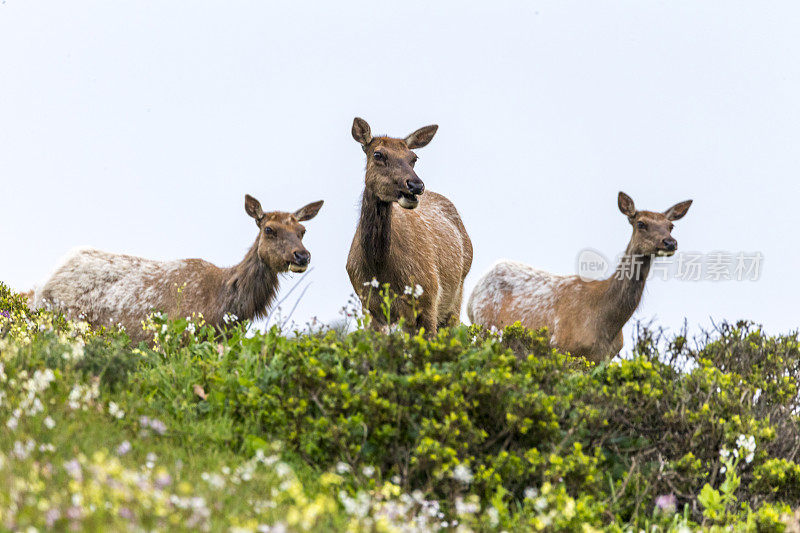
[603,244,652,333]
[358,188,393,278]
[219,239,279,322]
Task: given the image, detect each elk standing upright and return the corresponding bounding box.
[468,192,692,361]
[346,117,472,334]
[33,195,323,344]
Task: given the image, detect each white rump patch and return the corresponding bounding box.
[468,259,576,329]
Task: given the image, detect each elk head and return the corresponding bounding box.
[618,192,692,257]
[351,117,438,209]
[244,194,323,272]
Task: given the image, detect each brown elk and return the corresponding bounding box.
[33,194,323,344]
[346,117,473,334]
[467,192,692,361]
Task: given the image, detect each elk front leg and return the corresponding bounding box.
[416,312,437,337]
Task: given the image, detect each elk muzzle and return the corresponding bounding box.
[289,250,311,272]
[398,177,424,209]
[656,238,678,257]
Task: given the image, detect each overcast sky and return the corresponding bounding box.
[1,2,798,351]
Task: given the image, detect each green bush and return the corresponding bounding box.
[120,309,800,529]
[5,281,800,531]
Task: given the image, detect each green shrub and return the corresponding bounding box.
[117,309,800,529]
[5,281,800,531]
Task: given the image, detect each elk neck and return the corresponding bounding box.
[600,242,653,331]
[358,188,393,279]
[219,237,279,322]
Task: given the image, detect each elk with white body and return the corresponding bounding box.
[467,192,692,361]
[33,195,323,344]
[346,117,473,335]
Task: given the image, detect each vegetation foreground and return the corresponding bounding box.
[3,283,800,531]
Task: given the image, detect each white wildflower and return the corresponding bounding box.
[451,464,473,484]
[524,487,538,500]
[27,397,44,416]
[339,490,370,518]
[361,465,375,478]
[69,343,85,360]
[108,401,125,419]
[533,496,548,511]
[737,434,756,455]
[336,461,351,474]
[404,285,413,295]
[43,416,55,429]
[29,368,55,392]
[487,507,500,527]
[413,284,424,298]
[223,313,238,324]
[275,463,292,478]
[13,439,35,459]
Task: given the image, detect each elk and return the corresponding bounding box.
[346,117,473,334]
[33,194,323,344]
[467,192,692,361]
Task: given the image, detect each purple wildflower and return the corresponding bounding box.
[138,415,167,435]
[45,508,61,527]
[149,418,167,435]
[155,471,172,488]
[116,440,132,456]
[63,459,83,481]
[66,505,84,520]
[654,493,677,513]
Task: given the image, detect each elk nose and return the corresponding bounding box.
[293,250,310,265]
[406,179,424,195]
[662,238,677,251]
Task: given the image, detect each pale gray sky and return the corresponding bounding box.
[2,2,798,349]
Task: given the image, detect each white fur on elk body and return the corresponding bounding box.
[467,192,692,362]
[346,117,473,335]
[33,195,323,344]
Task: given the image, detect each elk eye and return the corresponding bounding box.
[669,224,674,231]
[410,158,417,167]
[373,151,385,162]
[636,221,647,230]
[264,226,275,236]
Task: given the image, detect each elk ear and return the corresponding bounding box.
[244,194,264,223]
[664,199,693,221]
[294,200,324,222]
[618,192,636,219]
[404,124,438,149]
[352,117,372,147]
